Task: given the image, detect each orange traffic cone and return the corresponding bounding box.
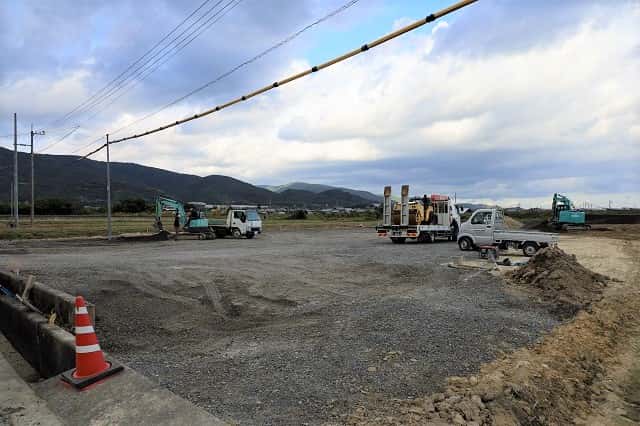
[61,296,123,389]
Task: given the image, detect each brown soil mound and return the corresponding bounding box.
[507,246,608,318]
[347,291,640,426]
[504,216,523,230]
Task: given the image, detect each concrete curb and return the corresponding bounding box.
[0,270,95,326]
[0,294,75,378]
[34,365,229,425]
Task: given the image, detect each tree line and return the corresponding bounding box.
[0,198,152,215]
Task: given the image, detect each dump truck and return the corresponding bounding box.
[210,208,262,239]
[551,193,590,230]
[457,208,558,256]
[376,185,460,243]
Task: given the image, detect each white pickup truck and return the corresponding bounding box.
[457,208,558,256]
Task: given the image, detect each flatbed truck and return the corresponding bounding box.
[457,208,558,256]
[376,185,460,243]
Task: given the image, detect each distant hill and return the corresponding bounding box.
[0,147,371,208]
[259,181,380,202]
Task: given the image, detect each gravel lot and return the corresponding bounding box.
[1,229,560,424]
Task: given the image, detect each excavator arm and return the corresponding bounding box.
[154,196,187,229]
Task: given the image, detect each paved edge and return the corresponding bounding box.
[32,364,230,426]
[0,335,63,426]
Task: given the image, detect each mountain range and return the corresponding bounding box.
[0,147,376,208]
[259,182,379,202]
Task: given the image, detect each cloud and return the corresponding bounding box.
[1,0,639,207]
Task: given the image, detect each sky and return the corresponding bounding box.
[1,0,639,208]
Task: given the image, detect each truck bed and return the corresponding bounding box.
[493,229,558,243]
[416,224,450,232]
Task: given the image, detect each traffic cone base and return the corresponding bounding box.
[60,296,124,390]
[61,360,124,390]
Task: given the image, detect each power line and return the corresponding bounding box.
[62,0,242,156]
[37,126,80,154]
[70,0,237,124]
[78,0,361,151]
[102,0,362,141]
[77,0,242,127]
[70,136,106,155]
[50,0,223,128]
[82,0,478,159]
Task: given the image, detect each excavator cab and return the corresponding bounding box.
[551,193,588,230]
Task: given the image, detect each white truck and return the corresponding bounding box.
[210,208,262,239]
[376,185,461,243]
[457,208,558,256]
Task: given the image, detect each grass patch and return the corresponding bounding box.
[0,214,378,240]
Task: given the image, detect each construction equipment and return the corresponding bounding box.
[154,196,216,239]
[551,193,590,230]
[376,185,460,243]
[209,207,262,239]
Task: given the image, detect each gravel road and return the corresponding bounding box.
[1,229,559,424]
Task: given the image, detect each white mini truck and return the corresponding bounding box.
[457,208,558,256]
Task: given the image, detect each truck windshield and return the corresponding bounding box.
[246,210,260,221]
[471,211,492,225]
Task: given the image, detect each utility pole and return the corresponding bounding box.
[13,113,18,228]
[9,182,13,222]
[106,134,112,240]
[29,124,45,226]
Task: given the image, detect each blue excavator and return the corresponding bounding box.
[551,193,590,231]
[153,195,216,239]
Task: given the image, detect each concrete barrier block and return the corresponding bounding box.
[0,293,76,378]
[37,323,75,378]
[0,270,95,326]
[0,296,46,373]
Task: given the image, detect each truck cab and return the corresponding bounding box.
[245,209,262,235]
[458,208,558,256]
[211,208,262,238]
[460,208,504,246]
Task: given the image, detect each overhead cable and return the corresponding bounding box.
[78,0,242,126]
[100,0,362,141]
[37,126,80,154]
[50,0,225,128]
[72,0,239,123]
[82,0,478,159]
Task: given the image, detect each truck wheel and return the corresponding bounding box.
[458,237,473,251]
[232,228,242,239]
[417,232,431,243]
[522,242,538,257]
[391,237,406,244]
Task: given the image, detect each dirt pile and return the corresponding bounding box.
[507,246,608,317]
[503,216,523,230]
[347,289,640,426]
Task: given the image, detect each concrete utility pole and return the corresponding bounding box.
[9,182,13,222]
[29,124,45,226]
[13,113,19,228]
[106,134,112,240]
